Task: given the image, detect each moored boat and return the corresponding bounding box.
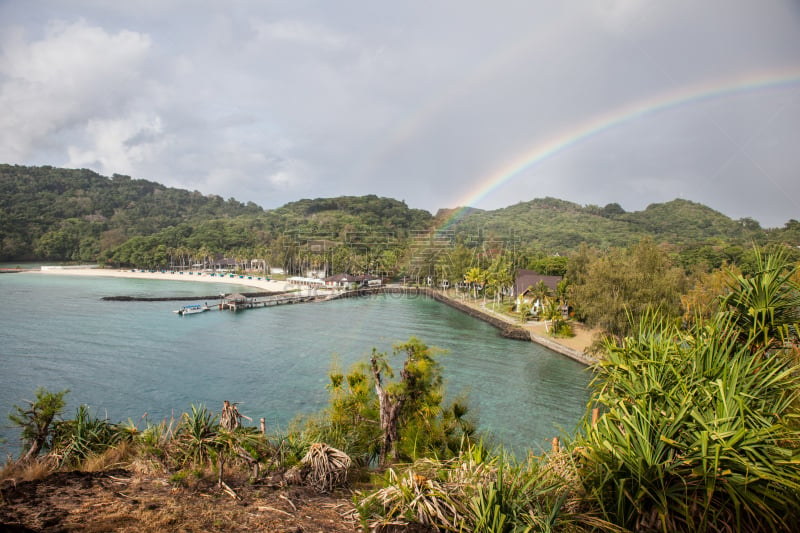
[174,304,210,316]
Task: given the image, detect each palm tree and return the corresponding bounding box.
[526,280,551,317]
[542,299,562,335]
[555,278,570,307]
[464,267,483,300]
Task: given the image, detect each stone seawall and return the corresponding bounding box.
[329,287,596,365]
[328,286,526,336]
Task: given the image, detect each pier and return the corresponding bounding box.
[219,292,329,311]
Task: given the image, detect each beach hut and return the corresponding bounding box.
[222,293,250,311]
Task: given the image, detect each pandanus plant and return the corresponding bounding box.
[570,250,800,533]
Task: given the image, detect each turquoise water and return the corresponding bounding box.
[0,273,590,456]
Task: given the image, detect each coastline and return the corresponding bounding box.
[36,268,597,365]
[418,289,599,366]
[333,286,599,366]
[37,266,300,293]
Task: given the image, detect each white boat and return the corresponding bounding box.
[174,304,210,315]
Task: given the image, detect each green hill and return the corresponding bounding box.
[2,165,797,268]
[0,165,433,262]
[0,165,265,261]
[445,197,769,253]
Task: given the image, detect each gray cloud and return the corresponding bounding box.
[1,1,798,227]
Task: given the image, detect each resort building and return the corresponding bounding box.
[513,269,563,316]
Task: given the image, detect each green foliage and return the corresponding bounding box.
[5,165,799,281]
[719,247,800,349]
[269,426,314,468]
[448,197,769,256]
[553,322,573,338]
[278,195,432,234]
[310,337,475,466]
[0,165,265,262]
[8,387,69,462]
[359,251,800,532]
[172,404,220,467]
[527,255,568,276]
[137,416,177,459]
[51,404,120,466]
[468,454,546,532]
[569,262,800,533]
[518,301,532,324]
[571,238,688,338]
[0,165,433,267]
[356,443,568,532]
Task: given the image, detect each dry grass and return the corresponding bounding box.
[0,466,358,532]
[81,441,135,472]
[0,456,54,483]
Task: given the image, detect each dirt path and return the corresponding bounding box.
[521,319,598,354]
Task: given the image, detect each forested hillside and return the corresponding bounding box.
[447,197,759,250]
[0,165,433,263]
[0,165,264,261]
[1,165,798,272]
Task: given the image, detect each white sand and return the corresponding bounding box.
[38,267,303,293]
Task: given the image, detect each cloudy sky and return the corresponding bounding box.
[1,1,799,227]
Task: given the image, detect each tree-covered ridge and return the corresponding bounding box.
[0,164,265,260]
[277,195,432,233]
[618,198,757,243]
[0,165,433,262]
[2,164,799,267]
[447,196,765,252]
[452,197,650,251]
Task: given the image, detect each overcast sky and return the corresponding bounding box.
[1,1,799,227]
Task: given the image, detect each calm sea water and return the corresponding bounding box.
[0,272,590,455]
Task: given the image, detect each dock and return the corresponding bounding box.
[218,292,329,312]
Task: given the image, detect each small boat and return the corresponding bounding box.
[174,304,210,316]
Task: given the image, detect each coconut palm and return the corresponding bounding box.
[532,280,551,307]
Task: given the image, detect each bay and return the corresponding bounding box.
[0,272,590,456]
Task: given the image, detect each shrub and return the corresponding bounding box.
[313,337,476,467]
[8,387,68,462]
[51,404,120,467]
[356,443,569,532]
[569,310,800,532]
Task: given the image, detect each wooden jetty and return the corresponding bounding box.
[219,292,327,312]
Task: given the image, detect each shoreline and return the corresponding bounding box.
[37,266,301,293]
[331,286,598,366]
[36,268,597,365]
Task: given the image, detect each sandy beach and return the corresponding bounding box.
[38,266,304,294]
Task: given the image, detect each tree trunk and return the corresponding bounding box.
[371,355,405,466]
[22,436,45,463]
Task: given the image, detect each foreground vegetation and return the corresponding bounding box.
[4,250,799,531]
[4,164,800,530]
[351,250,800,532]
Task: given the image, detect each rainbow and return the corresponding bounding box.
[438,67,800,230]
